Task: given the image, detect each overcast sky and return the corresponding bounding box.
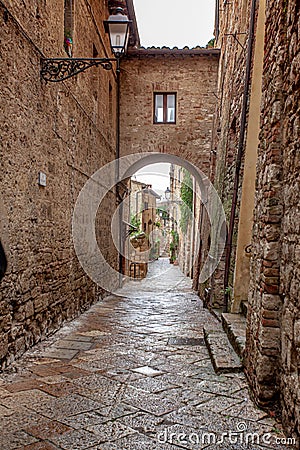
[134,164,170,198]
[133,0,216,48]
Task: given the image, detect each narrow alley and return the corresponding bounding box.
[0,259,290,449]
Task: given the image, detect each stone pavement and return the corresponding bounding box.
[0,259,294,449]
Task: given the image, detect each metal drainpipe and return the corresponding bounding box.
[115,58,123,286]
[193,203,204,292]
[191,177,198,279]
[0,241,7,281]
[223,0,257,312]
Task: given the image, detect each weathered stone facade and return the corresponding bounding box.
[197,0,300,440]
[0,0,121,367]
[194,0,252,309]
[246,0,300,440]
[119,49,219,286]
[119,48,219,172]
[124,179,160,278]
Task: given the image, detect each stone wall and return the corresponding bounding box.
[119,49,219,173]
[196,0,299,438]
[170,165,196,277]
[119,50,219,284]
[195,0,253,309]
[246,0,300,440]
[280,0,300,437]
[245,0,284,405]
[0,0,119,367]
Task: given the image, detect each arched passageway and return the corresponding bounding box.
[72,152,226,297]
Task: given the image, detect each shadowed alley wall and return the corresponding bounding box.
[0,0,119,368]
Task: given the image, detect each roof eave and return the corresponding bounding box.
[125,0,140,48]
[126,47,221,57]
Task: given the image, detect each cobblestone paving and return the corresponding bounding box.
[0,259,294,449]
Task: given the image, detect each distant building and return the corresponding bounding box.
[124,180,160,278]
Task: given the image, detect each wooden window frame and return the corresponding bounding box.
[153,92,177,125]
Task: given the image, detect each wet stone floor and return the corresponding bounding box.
[0,259,292,449]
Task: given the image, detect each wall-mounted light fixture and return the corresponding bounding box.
[40,8,131,82]
[165,187,171,201]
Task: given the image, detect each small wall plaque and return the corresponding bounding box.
[38,172,47,187]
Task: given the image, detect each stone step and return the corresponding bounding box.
[222,313,246,359]
[203,326,243,374]
[241,300,248,318]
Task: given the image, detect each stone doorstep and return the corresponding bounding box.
[203,326,243,374]
[222,313,247,360]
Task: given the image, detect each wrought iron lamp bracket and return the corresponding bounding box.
[41,57,117,82]
[245,244,252,254]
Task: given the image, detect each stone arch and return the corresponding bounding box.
[122,153,210,204]
[72,152,226,293]
[120,153,226,284]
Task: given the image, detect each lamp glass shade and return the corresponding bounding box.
[165,187,171,200]
[104,12,131,57]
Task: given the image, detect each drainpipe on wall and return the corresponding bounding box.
[115,58,124,286]
[0,241,7,281]
[190,177,197,278]
[223,0,257,312]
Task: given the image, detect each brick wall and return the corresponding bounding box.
[197,0,299,438]
[0,0,118,367]
[246,0,300,439]
[196,0,252,308]
[119,50,219,172]
[280,0,300,437]
[119,50,219,280]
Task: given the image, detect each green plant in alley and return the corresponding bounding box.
[156,206,169,223]
[129,214,144,238]
[169,229,179,263]
[180,169,193,234]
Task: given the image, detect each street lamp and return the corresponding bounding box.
[41,8,131,82]
[104,8,131,58]
[165,187,171,201]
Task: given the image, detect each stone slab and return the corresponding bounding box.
[204,327,243,374]
[221,313,246,358]
[131,366,162,377]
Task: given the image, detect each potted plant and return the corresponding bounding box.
[169,241,176,264]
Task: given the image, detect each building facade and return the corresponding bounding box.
[0,0,218,368]
[124,179,160,278]
[1,0,299,440]
[119,46,219,168]
[195,0,300,439]
[0,0,135,367]
[247,0,300,438]
[169,164,200,277]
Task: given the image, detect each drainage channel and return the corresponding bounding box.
[167,337,205,346]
